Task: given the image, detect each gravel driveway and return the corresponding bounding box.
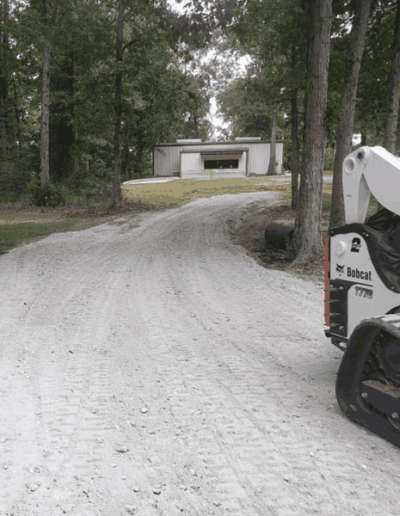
[1,191,399,516]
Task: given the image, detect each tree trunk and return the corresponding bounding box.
[291,90,299,209]
[290,48,299,209]
[112,0,124,206]
[383,0,400,155]
[329,0,371,230]
[267,109,277,175]
[1,0,10,146]
[193,114,199,139]
[12,77,21,146]
[40,45,51,189]
[294,0,332,262]
[122,125,129,180]
[72,55,79,179]
[361,131,366,146]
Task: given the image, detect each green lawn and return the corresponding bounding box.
[0,221,73,253]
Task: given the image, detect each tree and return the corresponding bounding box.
[40,41,51,189]
[294,0,332,261]
[353,1,397,147]
[329,0,371,230]
[3,0,203,200]
[217,75,275,141]
[1,0,10,146]
[383,0,400,154]
[267,109,277,175]
[290,47,300,209]
[178,53,213,141]
[219,0,309,189]
[112,0,125,206]
[39,0,61,190]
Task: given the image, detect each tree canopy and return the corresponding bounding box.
[0,0,216,202]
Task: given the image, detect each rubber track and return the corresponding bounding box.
[336,315,400,448]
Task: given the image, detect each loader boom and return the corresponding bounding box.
[343,146,400,224]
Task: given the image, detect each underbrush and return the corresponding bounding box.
[22,176,110,210]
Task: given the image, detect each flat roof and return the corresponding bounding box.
[200,150,245,155]
[154,140,283,148]
[180,149,247,155]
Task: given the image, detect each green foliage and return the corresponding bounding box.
[26,175,67,208]
[354,0,397,145]
[1,0,209,198]
[216,0,400,162]
[215,0,308,143]
[0,146,31,202]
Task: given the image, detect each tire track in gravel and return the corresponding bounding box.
[1,191,400,516]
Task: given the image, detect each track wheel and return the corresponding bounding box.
[336,321,400,447]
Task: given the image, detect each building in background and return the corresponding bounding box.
[153,138,284,179]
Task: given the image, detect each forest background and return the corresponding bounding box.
[1,0,400,262]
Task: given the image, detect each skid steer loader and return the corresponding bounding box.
[325,146,400,447]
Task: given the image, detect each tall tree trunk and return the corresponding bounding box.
[12,77,21,146]
[291,90,299,209]
[267,109,277,175]
[122,125,129,180]
[329,0,371,230]
[290,48,299,209]
[112,0,124,206]
[39,0,61,190]
[72,55,79,179]
[294,0,332,262]
[40,45,51,189]
[383,0,400,155]
[1,0,10,146]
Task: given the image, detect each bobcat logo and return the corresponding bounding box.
[336,264,345,275]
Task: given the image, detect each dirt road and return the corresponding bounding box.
[1,191,400,516]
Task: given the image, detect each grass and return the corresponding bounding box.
[122,176,289,207]
[0,221,74,253]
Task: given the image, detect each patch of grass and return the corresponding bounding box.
[122,177,290,207]
[321,190,378,212]
[0,221,74,253]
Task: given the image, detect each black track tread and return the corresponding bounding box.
[336,315,400,447]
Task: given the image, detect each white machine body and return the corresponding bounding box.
[329,231,400,340]
[326,146,400,346]
[327,146,400,446]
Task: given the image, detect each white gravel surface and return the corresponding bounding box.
[1,191,400,516]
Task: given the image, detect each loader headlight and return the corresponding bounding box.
[335,241,347,256]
